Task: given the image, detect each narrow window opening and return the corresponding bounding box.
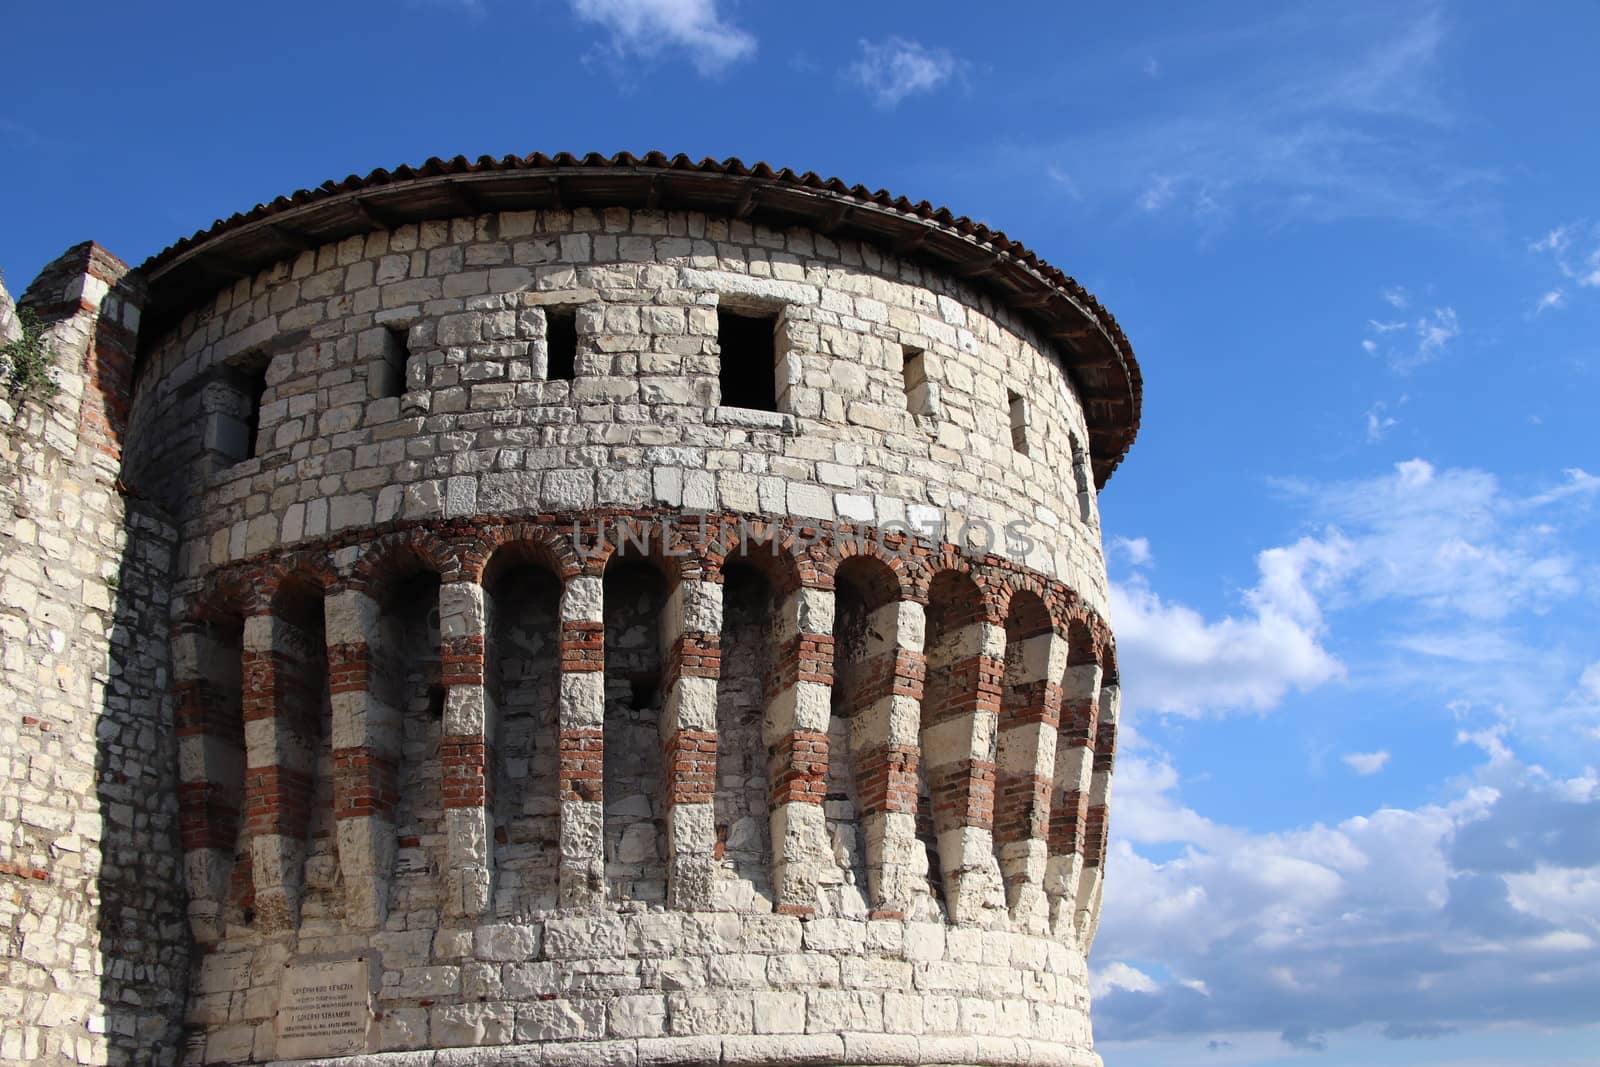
[901,346,931,415]
[717,308,778,412]
[240,365,268,461]
[546,308,577,382]
[1071,435,1095,523]
[1007,390,1029,456]
[376,327,410,399]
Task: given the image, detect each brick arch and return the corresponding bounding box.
[1063,615,1098,668]
[703,518,806,597]
[345,527,450,600]
[584,515,697,584]
[467,523,582,589]
[1098,632,1120,686]
[193,567,259,624]
[1002,586,1053,641]
[824,536,924,604]
[254,555,338,620]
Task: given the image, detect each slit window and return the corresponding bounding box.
[374,326,410,399]
[901,345,932,415]
[1007,390,1029,456]
[546,308,577,382]
[717,308,779,412]
[242,368,267,459]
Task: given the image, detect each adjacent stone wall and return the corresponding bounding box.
[0,247,186,1067]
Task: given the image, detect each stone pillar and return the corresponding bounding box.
[439,580,493,918]
[1046,654,1103,936]
[1075,682,1120,949]
[557,573,606,905]
[764,584,835,914]
[324,588,399,928]
[994,627,1065,930]
[240,609,322,932]
[848,598,927,919]
[659,576,722,909]
[922,611,1005,924]
[171,621,245,944]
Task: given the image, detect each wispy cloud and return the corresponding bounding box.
[568,0,755,76]
[1528,220,1600,311]
[845,36,964,109]
[1364,400,1398,442]
[1362,299,1460,372]
[1024,7,1495,227]
[1342,749,1391,775]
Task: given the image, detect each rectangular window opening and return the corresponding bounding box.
[237,363,268,462]
[717,308,779,412]
[1007,390,1029,456]
[546,308,577,382]
[901,345,929,415]
[377,326,410,399]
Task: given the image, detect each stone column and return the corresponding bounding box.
[557,573,606,905]
[324,588,399,928]
[1075,682,1120,950]
[994,627,1065,930]
[659,576,722,909]
[764,584,835,915]
[1046,651,1102,937]
[171,621,245,944]
[848,598,927,919]
[439,580,493,918]
[240,609,322,932]
[921,612,1005,924]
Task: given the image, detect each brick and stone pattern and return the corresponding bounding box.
[2,165,1133,1067]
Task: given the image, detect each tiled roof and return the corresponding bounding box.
[139,152,1141,485]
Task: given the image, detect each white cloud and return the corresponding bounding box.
[1111,535,1153,567]
[1095,742,1600,1045]
[1112,562,1345,717]
[1534,288,1565,315]
[1112,459,1596,721]
[845,37,962,109]
[1342,749,1391,775]
[1092,961,1160,998]
[569,0,755,75]
[1381,285,1410,309]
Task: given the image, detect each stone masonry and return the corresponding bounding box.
[0,153,1142,1067]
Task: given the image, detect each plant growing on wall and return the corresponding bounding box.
[0,306,60,404]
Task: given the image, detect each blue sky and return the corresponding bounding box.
[5,2,1598,1063]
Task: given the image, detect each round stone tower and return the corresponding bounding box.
[125,152,1140,1066]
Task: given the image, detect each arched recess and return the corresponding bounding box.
[173,594,249,941]
[713,535,797,911]
[1076,637,1120,948]
[921,568,1006,923]
[602,545,674,904]
[483,542,563,914]
[1047,616,1102,933]
[829,553,921,918]
[993,588,1059,925]
[246,571,333,931]
[371,556,443,917]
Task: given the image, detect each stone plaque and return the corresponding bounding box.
[275,956,376,1059]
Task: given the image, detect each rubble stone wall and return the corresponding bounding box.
[0,249,186,1067]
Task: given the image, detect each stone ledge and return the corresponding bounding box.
[267,1032,1102,1067]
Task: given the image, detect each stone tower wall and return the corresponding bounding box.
[119,206,1123,1066]
[0,248,187,1066]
